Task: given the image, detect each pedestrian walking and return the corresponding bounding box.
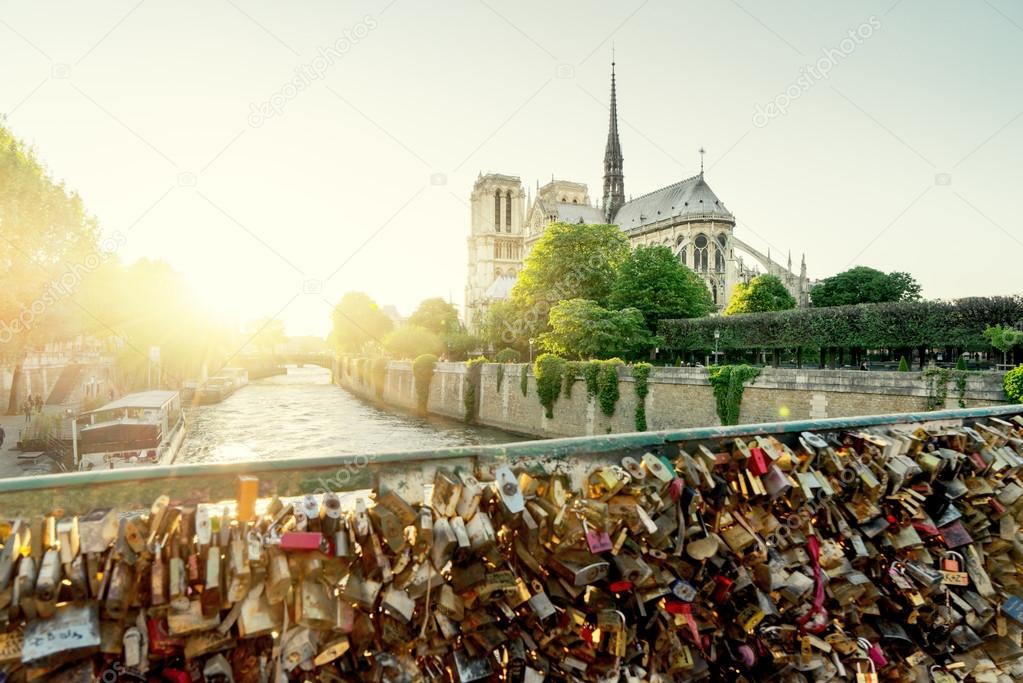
[0,424,5,449]
[24,403,31,423]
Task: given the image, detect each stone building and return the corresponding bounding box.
[464,63,810,331]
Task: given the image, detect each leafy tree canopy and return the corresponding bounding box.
[512,222,629,315]
[441,331,480,361]
[810,266,921,308]
[330,291,393,353]
[539,298,655,361]
[609,245,713,330]
[383,325,443,360]
[0,121,100,357]
[984,324,1023,364]
[659,296,1023,354]
[408,297,460,335]
[725,274,796,315]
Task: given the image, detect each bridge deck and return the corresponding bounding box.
[0,404,1019,517]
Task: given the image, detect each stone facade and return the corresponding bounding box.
[337,360,1008,440]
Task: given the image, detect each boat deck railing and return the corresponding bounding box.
[1,404,1021,518]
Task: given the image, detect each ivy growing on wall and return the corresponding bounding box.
[922,364,970,410]
[954,370,968,408]
[563,361,582,399]
[582,362,601,399]
[412,354,437,415]
[520,364,528,397]
[633,362,652,431]
[596,359,625,417]
[463,357,486,423]
[534,354,567,419]
[371,358,388,399]
[707,365,760,426]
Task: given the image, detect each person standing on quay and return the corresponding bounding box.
[0,424,5,449]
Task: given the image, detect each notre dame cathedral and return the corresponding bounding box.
[464,62,810,331]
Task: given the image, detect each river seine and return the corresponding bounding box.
[178,365,525,464]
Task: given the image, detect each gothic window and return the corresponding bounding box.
[712,284,718,304]
[694,234,709,273]
[505,192,512,231]
[715,234,727,272]
[676,235,687,266]
[494,190,501,229]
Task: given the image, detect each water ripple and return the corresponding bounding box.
[179,366,524,463]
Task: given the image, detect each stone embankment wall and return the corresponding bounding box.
[335,359,1008,439]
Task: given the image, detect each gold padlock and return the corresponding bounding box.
[297,578,336,629]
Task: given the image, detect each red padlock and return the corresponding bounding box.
[160,671,191,683]
[712,575,734,604]
[664,599,689,615]
[147,617,183,656]
[748,448,769,476]
[279,531,330,553]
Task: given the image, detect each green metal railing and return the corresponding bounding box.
[1,404,1021,517]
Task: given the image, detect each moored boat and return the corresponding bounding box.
[74,390,186,470]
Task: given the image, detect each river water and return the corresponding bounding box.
[178,365,525,464]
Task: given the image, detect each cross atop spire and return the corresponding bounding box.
[699,147,706,176]
[603,55,625,221]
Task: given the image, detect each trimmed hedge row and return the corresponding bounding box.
[658,297,1023,352]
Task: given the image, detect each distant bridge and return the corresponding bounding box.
[235,353,336,379]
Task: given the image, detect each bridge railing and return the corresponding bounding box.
[0,404,1021,517]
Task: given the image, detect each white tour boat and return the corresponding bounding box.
[75,390,186,470]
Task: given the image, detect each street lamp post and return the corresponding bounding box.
[714,329,720,365]
[529,339,535,363]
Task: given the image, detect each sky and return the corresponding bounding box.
[2,0,1021,337]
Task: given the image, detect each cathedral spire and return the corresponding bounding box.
[603,58,624,222]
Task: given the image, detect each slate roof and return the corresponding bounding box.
[551,202,605,225]
[484,274,516,300]
[612,174,734,232]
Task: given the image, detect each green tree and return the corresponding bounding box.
[512,222,629,331]
[330,292,394,353]
[480,299,529,353]
[383,325,444,359]
[75,258,235,390]
[983,324,1022,365]
[441,331,480,361]
[408,298,460,335]
[495,348,521,363]
[725,274,796,315]
[0,122,101,361]
[1004,365,1023,403]
[609,245,713,330]
[539,298,655,360]
[810,266,921,307]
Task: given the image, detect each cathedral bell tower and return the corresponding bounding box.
[603,61,625,222]
[464,174,525,331]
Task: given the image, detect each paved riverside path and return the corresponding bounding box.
[0,413,40,480]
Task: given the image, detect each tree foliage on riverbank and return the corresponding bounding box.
[0,123,238,395]
[660,297,1023,354]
